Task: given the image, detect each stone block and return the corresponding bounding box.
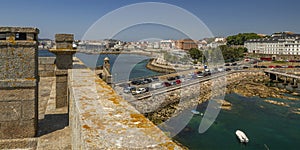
[0,101,21,121]
[55,69,68,75]
[0,88,35,101]
[56,75,67,83]
[38,57,55,65]
[0,119,36,139]
[56,42,73,49]
[56,54,73,69]
[22,100,36,120]
[55,34,74,42]
[27,34,35,41]
[39,71,55,77]
[56,82,67,96]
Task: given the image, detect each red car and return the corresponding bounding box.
[175,80,181,84]
[269,65,275,68]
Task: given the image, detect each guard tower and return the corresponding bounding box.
[103,57,112,84]
[0,27,39,139]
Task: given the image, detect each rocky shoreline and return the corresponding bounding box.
[142,71,299,125]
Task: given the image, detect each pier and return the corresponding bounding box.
[265,70,300,88]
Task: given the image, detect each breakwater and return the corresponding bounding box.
[146,58,176,73]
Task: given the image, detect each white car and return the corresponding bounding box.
[197,75,203,78]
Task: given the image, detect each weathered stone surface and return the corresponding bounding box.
[0,101,21,121]
[56,81,68,108]
[55,34,74,42]
[0,138,37,149]
[56,42,73,49]
[56,75,67,83]
[68,59,182,149]
[56,54,73,69]
[0,27,38,139]
[22,100,36,120]
[0,88,35,101]
[39,57,55,65]
[0,27,39,33]
[0,120,36,139]
[0,79,36,88]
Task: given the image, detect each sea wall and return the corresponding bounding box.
[146,58,176,73]
[68,59,182,149]
[130,71,267,123]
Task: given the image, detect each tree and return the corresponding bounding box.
[227,33,263,46]
[188,48,202,60]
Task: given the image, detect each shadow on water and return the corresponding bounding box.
[37,114,69,136]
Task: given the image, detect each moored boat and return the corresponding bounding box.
[191,110,200,115]
[235,130,249,143]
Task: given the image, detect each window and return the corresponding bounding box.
[15,33,26,40]
[0,33,5,40]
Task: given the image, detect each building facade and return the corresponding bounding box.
[245,32,300,55]
[176,39,198,50]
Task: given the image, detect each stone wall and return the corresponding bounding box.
[68,58,182,149]
[0,27,39,139]
[38,57,55,77]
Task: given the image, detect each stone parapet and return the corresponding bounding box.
[68,58,182,149]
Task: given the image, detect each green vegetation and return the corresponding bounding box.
[219,45,247,62]
[227,33,263,46]
[188,46,247,63]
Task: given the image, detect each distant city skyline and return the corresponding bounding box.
[1,0,300,41]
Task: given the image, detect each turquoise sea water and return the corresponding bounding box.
[173,93,300,150]
[75,53,161,82]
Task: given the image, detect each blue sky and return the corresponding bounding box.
[1,0,300,40]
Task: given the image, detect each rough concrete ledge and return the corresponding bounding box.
[69,58,182,150]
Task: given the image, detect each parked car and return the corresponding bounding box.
[167,76,176,81]
[163,82,171,87]
[152,77,159,81]
[231,63,237,66]
[225,68,231,71]
[261,66,267,68]
[175,79,182,84]
[143,78,152,84]
[123,87,136,93]
[269,65,275,68]
[131,80,143,85]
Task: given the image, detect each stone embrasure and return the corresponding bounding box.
[69,58,182,149]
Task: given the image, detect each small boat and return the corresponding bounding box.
[235,130,249,143]
[191,110,200,115]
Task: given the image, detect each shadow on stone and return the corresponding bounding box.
[38,114,69,136]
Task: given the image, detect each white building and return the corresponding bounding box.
[160,40,175,50]
[245,32,300,55]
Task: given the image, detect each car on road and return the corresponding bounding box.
[225,68,231,71]
[231,62,237,66]
[167,76,176,81]
[163,82,171,87]
[123,87,136,93]
[175,79,181,84]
